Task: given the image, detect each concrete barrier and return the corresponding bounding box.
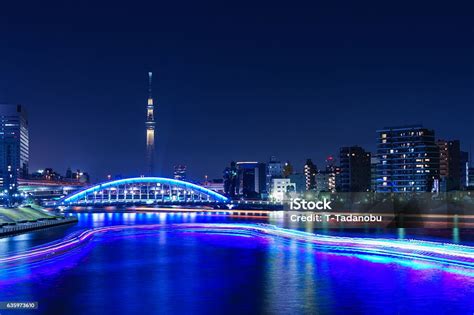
[0,217,78,238]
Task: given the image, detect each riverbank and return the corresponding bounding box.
[0,216,78,237]
[0,205,78,237]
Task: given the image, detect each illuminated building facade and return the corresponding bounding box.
[339,146,371,192]
[202,178,225,194]
[145,72,156,175]
[29,167,89,184]
[267,156,283,178]
[173,165,187,181]
[282,161,293,178]
[18,167,88,201]
[325,155,341,192]
[376,125,440,192]
[460,151,469,189]
[270,178,295,201]
[304,159,317,191]
[266,156,282,193]
[469,167,474,188]
[0,104,29,193]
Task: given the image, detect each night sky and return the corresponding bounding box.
[1,1,473,182]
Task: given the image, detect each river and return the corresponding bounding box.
[1,212,474,314]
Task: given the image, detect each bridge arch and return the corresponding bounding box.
[61,177,229,205]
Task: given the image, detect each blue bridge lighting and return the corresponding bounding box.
[60,177,230,205]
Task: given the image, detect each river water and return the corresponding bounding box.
[1,212,474,314]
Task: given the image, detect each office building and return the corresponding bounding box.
[376,125,440,192]
[236,162,266,198]
[173,165,187,181]
[324,156,341,192]
[437,140,461,191]
[0,104,29,193]
[267,156,283,178]
[339,146,371,192]
[460,151,469,189]
[270,178,295,201]
[266,156,283,192]
[304,159,317,191]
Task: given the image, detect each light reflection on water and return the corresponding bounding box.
[1,212,474,314]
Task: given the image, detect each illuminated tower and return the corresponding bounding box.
[145,72,156,175]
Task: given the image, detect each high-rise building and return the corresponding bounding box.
[370,157,379,191]
[266,156,283,192]
[339,146,371,192]
[436,140,461,191]
[0,104,29,193]
[173,165,187,181]
[304,159,317,191]
[236,162,267,198]
[267,156,283,178]
[324,156,341,192]
[223,161,238,198]
[376,125,440,192]
[460,151,469,189]
[145,72,156,175]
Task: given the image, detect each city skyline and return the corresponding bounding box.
[1,1,473,180]
[2,3,474,314]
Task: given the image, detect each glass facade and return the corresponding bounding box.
[304,159,317,191]
[376,125,439,192]
[0,104,29,192]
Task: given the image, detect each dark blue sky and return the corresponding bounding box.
[1,0,473,182]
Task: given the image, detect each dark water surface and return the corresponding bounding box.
[1,212,474,315]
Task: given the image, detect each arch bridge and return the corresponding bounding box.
[59,177,230,206]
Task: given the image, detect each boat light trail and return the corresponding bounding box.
[2,224,474,272]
